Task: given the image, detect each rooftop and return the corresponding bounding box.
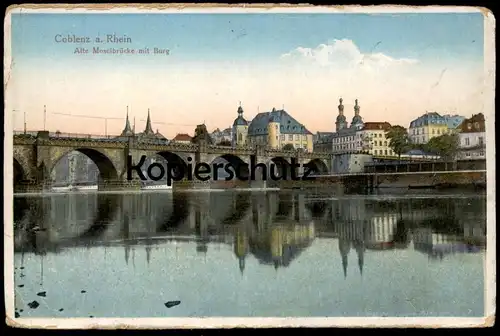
[457,113,485,133]
[248,108,312,136]
[172,133,193,142]
[361,122,392,131]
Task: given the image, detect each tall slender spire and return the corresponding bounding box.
[121,106,133,136]
[354,99,360,116]
[342,254,348,278]
[339,239,351,278]
[144,108,154,135]
[354,240,365,275]
[239,257,245,274]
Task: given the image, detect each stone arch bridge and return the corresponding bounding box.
[13,131,332,191]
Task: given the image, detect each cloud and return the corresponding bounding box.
[280,39,418,72]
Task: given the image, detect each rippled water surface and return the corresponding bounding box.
[13,190,486,318]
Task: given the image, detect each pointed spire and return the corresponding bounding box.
[121,106,133,136]
[239,257,245,274]
[144,108,154,135]
[125,245,130,265]
[146,246,151,265]
[358,253,364,275]
[356,242,365,275]
[342,254,348,278]
[339,239,350,278]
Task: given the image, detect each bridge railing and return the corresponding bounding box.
[49,132,124,140]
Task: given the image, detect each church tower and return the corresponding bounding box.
[120,106,134,137]
[335,98,348,132]
[143,108,155,136]
[232,102,248,146]
[350,99,364,129]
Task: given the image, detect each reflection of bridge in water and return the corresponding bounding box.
[14,192,486,274]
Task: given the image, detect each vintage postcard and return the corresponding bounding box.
[4,4,495,329]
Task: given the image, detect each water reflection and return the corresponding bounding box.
[13,191,486,317]
[14,192,486,266]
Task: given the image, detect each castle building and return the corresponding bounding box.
[247,107,314,152]
[456,113,485,160]
[408,112,466,145]
[232,104,249,147]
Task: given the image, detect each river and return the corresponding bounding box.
[12,189,486,318]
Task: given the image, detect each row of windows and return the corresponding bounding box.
[280,134,307,141]
[466,122,481,130]
[411,136,428,144]
[332,146,394,156]
[373,140,388,147]
[334,140,388,148]
[253,124,307,133]
[334,132,385,143]
[412,127,449,136]
[462,136,484,146]
[463,151,485,157]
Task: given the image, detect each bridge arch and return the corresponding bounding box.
[208,192,251,225]
[305,199,330,219]
[79,194,120,240]
[210,154,249,180]
[305,159,329,175]
[268,157,291,180]
[158,192,191,231]
[156,151,190,179]
[51,148,119,181]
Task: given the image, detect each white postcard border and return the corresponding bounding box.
[3,4,496,329]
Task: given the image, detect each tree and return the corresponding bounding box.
[282,143,295,151]
[424,134,459,160]
[217,139,231,147]
[385,125,410,160]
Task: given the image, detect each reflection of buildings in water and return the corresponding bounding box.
[338,234,365,278]
[365,214,398,250]
[462,222,486,246]
[411,228,478,259]
[234,228,249,273]
[243,222,315,270]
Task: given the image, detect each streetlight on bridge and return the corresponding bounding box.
[12,109,27,133]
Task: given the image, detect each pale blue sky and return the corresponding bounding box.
[7,12,487,136]
[12,13,484,65]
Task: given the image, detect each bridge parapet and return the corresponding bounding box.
[207,145,255,155]
[135,142,199,152]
